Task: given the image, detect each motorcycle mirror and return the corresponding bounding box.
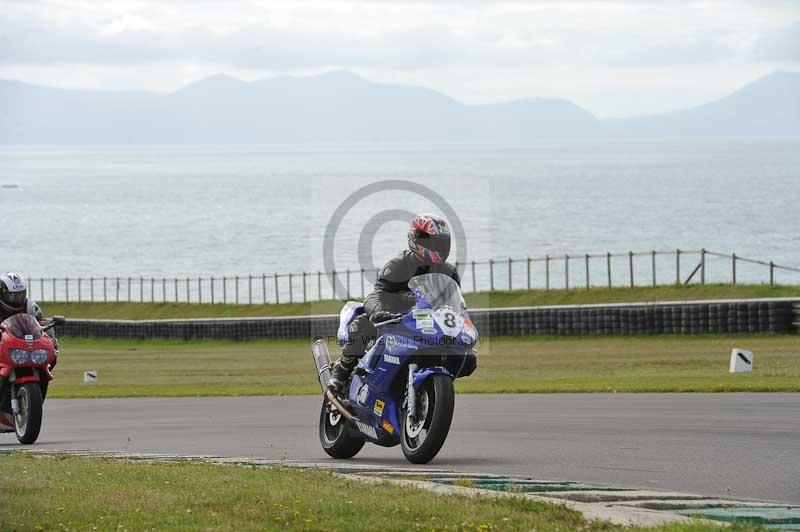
[51,316,66,326]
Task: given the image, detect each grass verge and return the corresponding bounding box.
[48,334,800,398]
[40,284,800,320]
[0,453,757,531]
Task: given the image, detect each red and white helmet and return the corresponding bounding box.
[0,272,27,313]
[408,214,451,265]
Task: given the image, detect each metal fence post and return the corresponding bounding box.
[651,250,656,287]
[104,277,108,302]
[235,276,239,304]
[162,278,166,303]
[128,277,131,302]
[471,261,476,293]
[139,277,143,302]
[173,278,177,303]
[606,252,612,288]
[78,278,82,302]
[211,276,215,304]
[489,259,494,291]
[331,271,336,300]
[676,249,681,285]
[732,253,737,285]
[317,271,322,301]
[150,278,154,302]
[65,278,69,302]
[289,273,294,303]
[585,254,590,289]
[564,255,569,290]
[360,269,365,298]
[186,278,190,303]
[346,270,351,299]
[117,278,121,302]
[508,258,512,290]
[700,248,706,285]
[303,272,307,303]
[198,278,202,304]
[52,277,56,302]
[527,257,531,290]
[274,274,279,304]
[770,261,774,285]
[248,275,252,305]
[223,277,227,304]
[262,274,266,304]
[90,277,94,302]
[629,251,634,287]
[545,255,550,290]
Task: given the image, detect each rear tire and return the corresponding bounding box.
[15,383,43,445]
[401,374,454,464]
[319,398,364,459]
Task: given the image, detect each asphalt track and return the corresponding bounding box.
[2,394,798,505]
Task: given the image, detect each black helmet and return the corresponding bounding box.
[0,272,27,313]
[408,214,451,265]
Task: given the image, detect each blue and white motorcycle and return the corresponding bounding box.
[311,273,478,464]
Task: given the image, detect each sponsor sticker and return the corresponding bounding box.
[355,420,377,439]
[373,399,385,416]
[420,327,437,335]
[381,420,395,434]
[383,354,400,365]
[413,309,434,329]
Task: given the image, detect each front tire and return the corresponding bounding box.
[401,374,454,464]
[319,398,364,459]
[15,383,43,445]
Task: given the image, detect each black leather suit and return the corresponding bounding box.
[340,250,460,369]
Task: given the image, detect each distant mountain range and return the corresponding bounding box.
[0,70,797,143]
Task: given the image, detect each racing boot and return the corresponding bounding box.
[326,357,356,393]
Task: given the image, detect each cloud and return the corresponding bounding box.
[0,0,787,70]
[753,21,800,62]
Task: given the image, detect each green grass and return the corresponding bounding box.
[0,453,758,531]
[40,284,800,320]
[48,334,800,398]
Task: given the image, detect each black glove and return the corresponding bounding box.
[370,311,401,325]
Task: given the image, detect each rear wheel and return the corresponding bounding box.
[15,383,43,445]
[319,398,364,459]
[401,374,454,464]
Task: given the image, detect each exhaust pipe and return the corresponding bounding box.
[311,338,333,393]
[312,338,354,420]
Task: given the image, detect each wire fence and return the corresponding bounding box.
[26,248,800,305]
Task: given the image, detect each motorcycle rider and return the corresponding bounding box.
[328,213,476,391]
[0,273,43,322]
[0,273,56,368]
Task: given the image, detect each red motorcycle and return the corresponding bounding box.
[0,314,64,444]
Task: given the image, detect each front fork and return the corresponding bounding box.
[10,383,18,416]
[406,363,418,420]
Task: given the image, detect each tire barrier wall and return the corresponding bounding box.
[55,298,799,340]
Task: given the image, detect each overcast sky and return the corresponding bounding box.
[1,0,798,118]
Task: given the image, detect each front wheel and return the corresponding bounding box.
[319,398,364,459]
[15,383,43,444]
[401,374,454,464]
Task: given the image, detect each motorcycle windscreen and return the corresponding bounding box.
[408,273,466,315]
[2,313,43,340]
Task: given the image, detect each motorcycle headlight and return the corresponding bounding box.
[9,349,31,364]
[31,349,50,365]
